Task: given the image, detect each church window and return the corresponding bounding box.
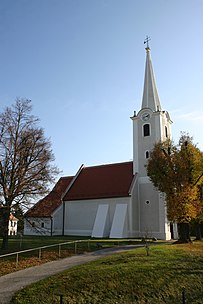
[145,151,149,159]
[145,200,150,205]
[165,126,168,138]
[41,222,45,228]
[31,222,35,227]
[143,124,150,136]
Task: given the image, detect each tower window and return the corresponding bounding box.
[145,151,149,159]
[145,200,150,205]
[41,222,45,228]
[143,124,150,136]
[165,126,168,138]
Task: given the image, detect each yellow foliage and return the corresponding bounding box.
[147,137,203,223]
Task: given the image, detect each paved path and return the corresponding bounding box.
[0,245,145,304]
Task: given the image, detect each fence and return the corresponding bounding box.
[0,239,90,267]
[0,238,149,269]
[0,239,129,268]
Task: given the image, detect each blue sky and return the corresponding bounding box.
[0,0,203,177]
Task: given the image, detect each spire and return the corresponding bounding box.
[141,38,161,111]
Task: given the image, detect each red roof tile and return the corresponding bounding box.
[25,176,74,217]
[9,214,18,221]
[63,161,134,201]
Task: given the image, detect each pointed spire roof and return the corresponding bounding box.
[141,46,161,111]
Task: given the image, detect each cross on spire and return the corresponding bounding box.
[144,36,151,50]
[142,36,161,111]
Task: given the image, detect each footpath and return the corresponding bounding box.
[0,244,145,304]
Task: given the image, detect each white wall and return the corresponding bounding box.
[64,197,130,237]
[8,219,18,236]
[24,217,52,236]
[52,204,63,235]
[131,176,171,240]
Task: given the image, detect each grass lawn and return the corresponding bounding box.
[0,236,141,254]
[11,241,203,304]
[0,236,142,276]
[0,236,89,254]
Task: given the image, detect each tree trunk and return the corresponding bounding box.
[0,207,10,250]
[178,223,191,243]
[194,222,202,240]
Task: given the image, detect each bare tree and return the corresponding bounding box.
[0,99,59,249]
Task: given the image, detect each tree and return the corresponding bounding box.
[147,134,203,243]
[192,184,203,240]
[0,99,59,249]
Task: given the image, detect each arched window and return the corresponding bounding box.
[145,151,149,159]
[143,124,150,136]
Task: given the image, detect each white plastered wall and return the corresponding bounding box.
[24,217,52,236]
[130,176,171,240]
[52,204,63,235]
[64,197,130,237]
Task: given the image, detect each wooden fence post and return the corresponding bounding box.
[59,294,63,304]
[182,288,186,304]
[39,248,41,260]
[16,253,19,267]
[58,244,61,258]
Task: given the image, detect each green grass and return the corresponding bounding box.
[0,236,144,276]
[0,236,143,255]
[11,241,203,304]
[0,236,89,254]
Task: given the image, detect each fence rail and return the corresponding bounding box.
[0,239,87,267]
[0,239,145,268]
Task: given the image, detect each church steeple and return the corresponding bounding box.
[141,40,161,111]
[132,38,172,175]
[130,41,172,240]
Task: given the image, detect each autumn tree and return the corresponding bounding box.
[0,99,59,249]
[147,134,203,242]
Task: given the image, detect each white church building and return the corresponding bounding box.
[24,45,173,240]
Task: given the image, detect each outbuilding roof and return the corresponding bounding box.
[25,176,74,217]
[9,214,18,221]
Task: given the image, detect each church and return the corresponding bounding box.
[24,44,173,240]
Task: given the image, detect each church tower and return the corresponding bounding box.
[131,40,172,239]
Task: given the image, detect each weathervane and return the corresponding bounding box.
[144,36,151,49]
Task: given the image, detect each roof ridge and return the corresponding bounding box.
[83,161,133,170]
[59,175,74,179]
[61,164,84,200]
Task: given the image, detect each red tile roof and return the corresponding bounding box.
[25,176,74,217]
[63,161,134,201]
[25,162,134,218]
[9,214,18,221]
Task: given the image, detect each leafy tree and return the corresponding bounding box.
[147,134,203,242]
[192,184,203,240]
[0,99,59,249]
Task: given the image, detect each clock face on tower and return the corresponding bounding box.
[141,112,150,121]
